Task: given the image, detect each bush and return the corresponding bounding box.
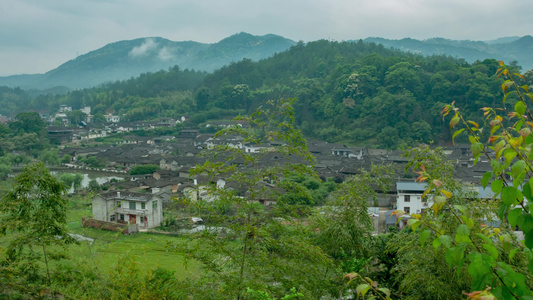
[129,164,160,175]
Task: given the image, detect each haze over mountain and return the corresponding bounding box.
[1,32,532,91]
[0,33,296,90]
[363,35,533,71]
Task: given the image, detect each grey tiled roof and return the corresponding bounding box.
[396,182,427,192]
[99,191,157,202]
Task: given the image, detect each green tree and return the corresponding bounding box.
[0,123,10,137]
[12,132,42,152]
[0,162,75,287]
[410,62,533,298]
[410,120,433,143]
[312,164,393,260]
[88,178,100,191]
[129,164,160,175]
[172,99,334,299]
[0,163,12,179]
[82,155,107,168]
[0,138,14,156]
[92,113,106,123]
[195,87,211,110]
[66,110,87,125]
[59,173,84,191]
[38,149,61,166]
[61,154,73,164]
[384,62,423,97]
[232,83,251,110]
[10,112,46,135]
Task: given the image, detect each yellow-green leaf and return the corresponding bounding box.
[356,284,371,298]
[515,101,527,116]
[449,116,460,129]
[407,219,421,231]
[378,287,391,298]
[454,205,468,215]
[467,120,479,129]
[452,128,465,145]
[440,189,452,198]
[433,196,446,214]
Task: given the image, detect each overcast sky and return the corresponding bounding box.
[1,0,531,76]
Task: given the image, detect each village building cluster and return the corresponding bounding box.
[54,123,497,233]
[22,105,499,233]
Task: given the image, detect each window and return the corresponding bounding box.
[129,201,136,210]
[153,201,157,209]
[404,195,410,202]
[116,200,122,208]
[119,214,125,221]
[404,207,410,214]
[141,203,146,209]
[110,214,116,222]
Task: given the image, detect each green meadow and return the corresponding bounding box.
[0,204,201,281]
[69,204,200,275]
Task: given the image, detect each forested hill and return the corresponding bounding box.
[196,40,518,147]
[0,33,295,90]
[2,40,526,148]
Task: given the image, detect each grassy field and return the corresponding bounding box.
[67,207,201,277]
[0,206,201,280]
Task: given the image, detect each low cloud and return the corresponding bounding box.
[157,46,175,61]
[129,38,158,57]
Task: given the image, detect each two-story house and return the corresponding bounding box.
[396,181,430,215]
[92,191,163,229]
[394,181,496,229]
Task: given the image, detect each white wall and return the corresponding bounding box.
[92,196,108,221]
[396,192,433,215]
[93,194,163,229]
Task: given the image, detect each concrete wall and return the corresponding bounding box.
[92,196,108,221]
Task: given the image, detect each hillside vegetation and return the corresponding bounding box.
[1,39,527,148]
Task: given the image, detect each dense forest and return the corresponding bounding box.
[1,39,529,148]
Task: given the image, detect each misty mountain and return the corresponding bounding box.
[0,33,296,90]
[363,35,533,71]
[3,33,532,92]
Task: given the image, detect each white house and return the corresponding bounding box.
[395,181,497,228]
[80,106,91,115]
[104,114,120,123]
[244,143,273,153]
[92,191,163,229]
[396,182,430,215]
[59,105,72,112]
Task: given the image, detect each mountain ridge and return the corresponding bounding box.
[362,35,533,71]
[1,33,532,91]
[0,33,296,90]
